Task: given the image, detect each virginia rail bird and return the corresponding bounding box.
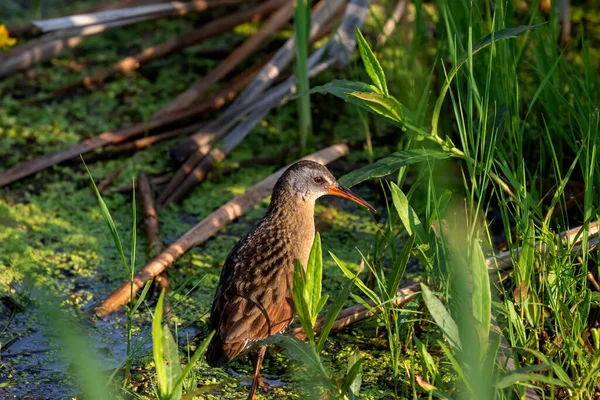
[206,160,375,399]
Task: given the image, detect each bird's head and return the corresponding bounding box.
[276,160,376,213]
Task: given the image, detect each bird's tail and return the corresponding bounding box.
[206,334,246,367]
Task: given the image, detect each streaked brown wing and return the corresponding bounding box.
[219,266,295,343]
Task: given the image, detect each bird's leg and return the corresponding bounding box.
[248,345,268,400]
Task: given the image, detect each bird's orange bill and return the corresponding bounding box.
[328,184,376,213]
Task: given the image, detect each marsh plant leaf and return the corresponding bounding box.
[468,239,491,361]
[293,259,315,344]
[347,92,404,124]
[311,79,379,99]
[162,324,183,400]
[311,80,416,128]
[153,290,168,399]
[421,284,461,350]
[343,348,363,399]
[389,182,428,246]
[338,149,450,188]
[354,26,388,95]
[306,233,326,322]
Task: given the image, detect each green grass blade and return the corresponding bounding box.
[317,279,355,352]
[130,178,136,279]
[431,24,542,137]
[386,234,415,298]
[131,281,152,315]
[82,158,129,274]
[171,330,216,397]
[329,252,380,306]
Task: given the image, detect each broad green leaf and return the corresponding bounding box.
[171,330,215,396]
[317,279,355,352]
[293,259,315,344]
[386,234,415,298]
[347,92,403,123]
[354,26,388,95]
[311,80,416,126]
[339,149,451,188]
[431,24,542,136]
[389,182,428,246]
[342,348,363,399]
[305,233,323,321]
[469,239,491,361]
[310,79,379,98]
[152,290,167,398]
[421,284,461,350]
[162,324,183,400]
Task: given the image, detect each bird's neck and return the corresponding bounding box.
[266,188,316,269]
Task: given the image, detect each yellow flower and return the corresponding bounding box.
[0,24,17,50]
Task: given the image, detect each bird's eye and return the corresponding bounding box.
[314,176,324,184]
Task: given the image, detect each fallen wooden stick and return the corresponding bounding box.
[138,172,172,315]
[153,1,295,118]
[86,123,203,161]
[49,0,286,96]
[96,143,350,317]
[0,59,263,188]
[138,173,163,258]
[159,147,225,206]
